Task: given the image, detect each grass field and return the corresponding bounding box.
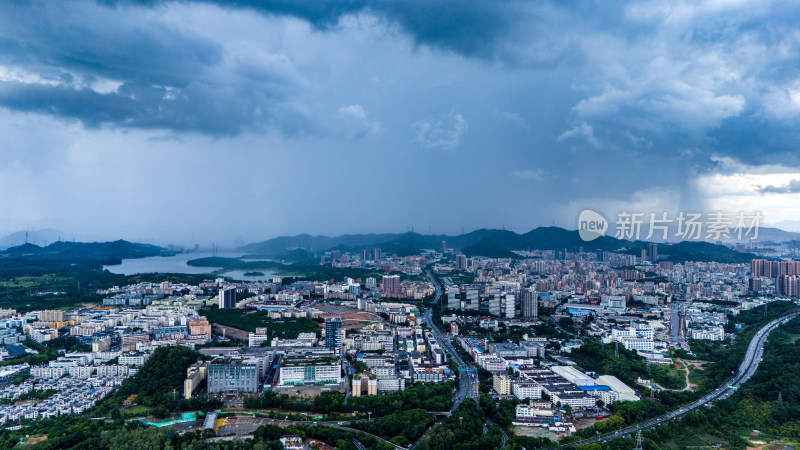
[5,274,71,289]
[659,365,688,390]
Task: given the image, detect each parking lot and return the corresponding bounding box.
[216,415,273,436]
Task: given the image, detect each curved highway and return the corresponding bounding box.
[559,310,800,448]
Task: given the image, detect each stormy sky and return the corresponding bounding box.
[2,0,800,246]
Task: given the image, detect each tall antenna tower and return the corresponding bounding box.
[633,430,643,450]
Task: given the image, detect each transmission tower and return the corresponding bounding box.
[778,391,783,406]
[633,430,644,450]
[615,341,619,359]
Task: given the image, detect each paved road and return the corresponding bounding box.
[423,270,478,409]
[557,311,800,448]
[211,414,402,449]
[669,303,686,348]
[422,270,508,448]
[552,318,579,338]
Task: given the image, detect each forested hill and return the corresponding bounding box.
[1,240,171,265]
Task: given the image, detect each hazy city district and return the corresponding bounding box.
[0,232,799,450]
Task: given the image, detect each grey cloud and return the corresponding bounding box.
[0,1,310,136]
[0,2,223,87]
[705,115,800,168]
[5,0,800,244]
[336,105,382,139]
[412,111,468,149]
[107,0,520,60]
[0,79,287,136]
[758,179,800,194]
[557,121,600,148]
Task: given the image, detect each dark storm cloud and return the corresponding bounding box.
[0,80,299,136]
[0,0,535,136]
[5,0,800,241]
[706,115,800,168]
[0,2,222,87]
[106,0,520,59]
[0,1,308,135]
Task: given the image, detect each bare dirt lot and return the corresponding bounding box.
[212,323,249,341]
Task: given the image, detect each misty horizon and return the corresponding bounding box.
[2,2,800,247]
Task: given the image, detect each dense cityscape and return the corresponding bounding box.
[5,1,800,449]
[0,236,796,448]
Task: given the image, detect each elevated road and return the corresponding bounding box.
[560,311,800,448]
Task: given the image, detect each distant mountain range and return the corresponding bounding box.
[627,223,800,245]
[0,229,84,250]
[0,223,786,266]
[1,240,171,265]
[242,226,761,263]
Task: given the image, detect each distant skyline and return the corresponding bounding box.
[3,1,800,246]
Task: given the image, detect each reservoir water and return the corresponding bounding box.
[103,252,276,281]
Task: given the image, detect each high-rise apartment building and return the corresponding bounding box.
[325,317,342,349]
[751,259,800,278]
[464,288,479,310]
[381,275,400,296]
[502,293,516,319]
[520,288,538,319]
[748,277,762,295]
[447,286,461,310]
[218,287,236,309]
[455,254,468,270]
[648,243,658,262]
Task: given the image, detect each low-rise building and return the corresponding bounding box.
[207,357,260,393]
[278,357,341,386]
